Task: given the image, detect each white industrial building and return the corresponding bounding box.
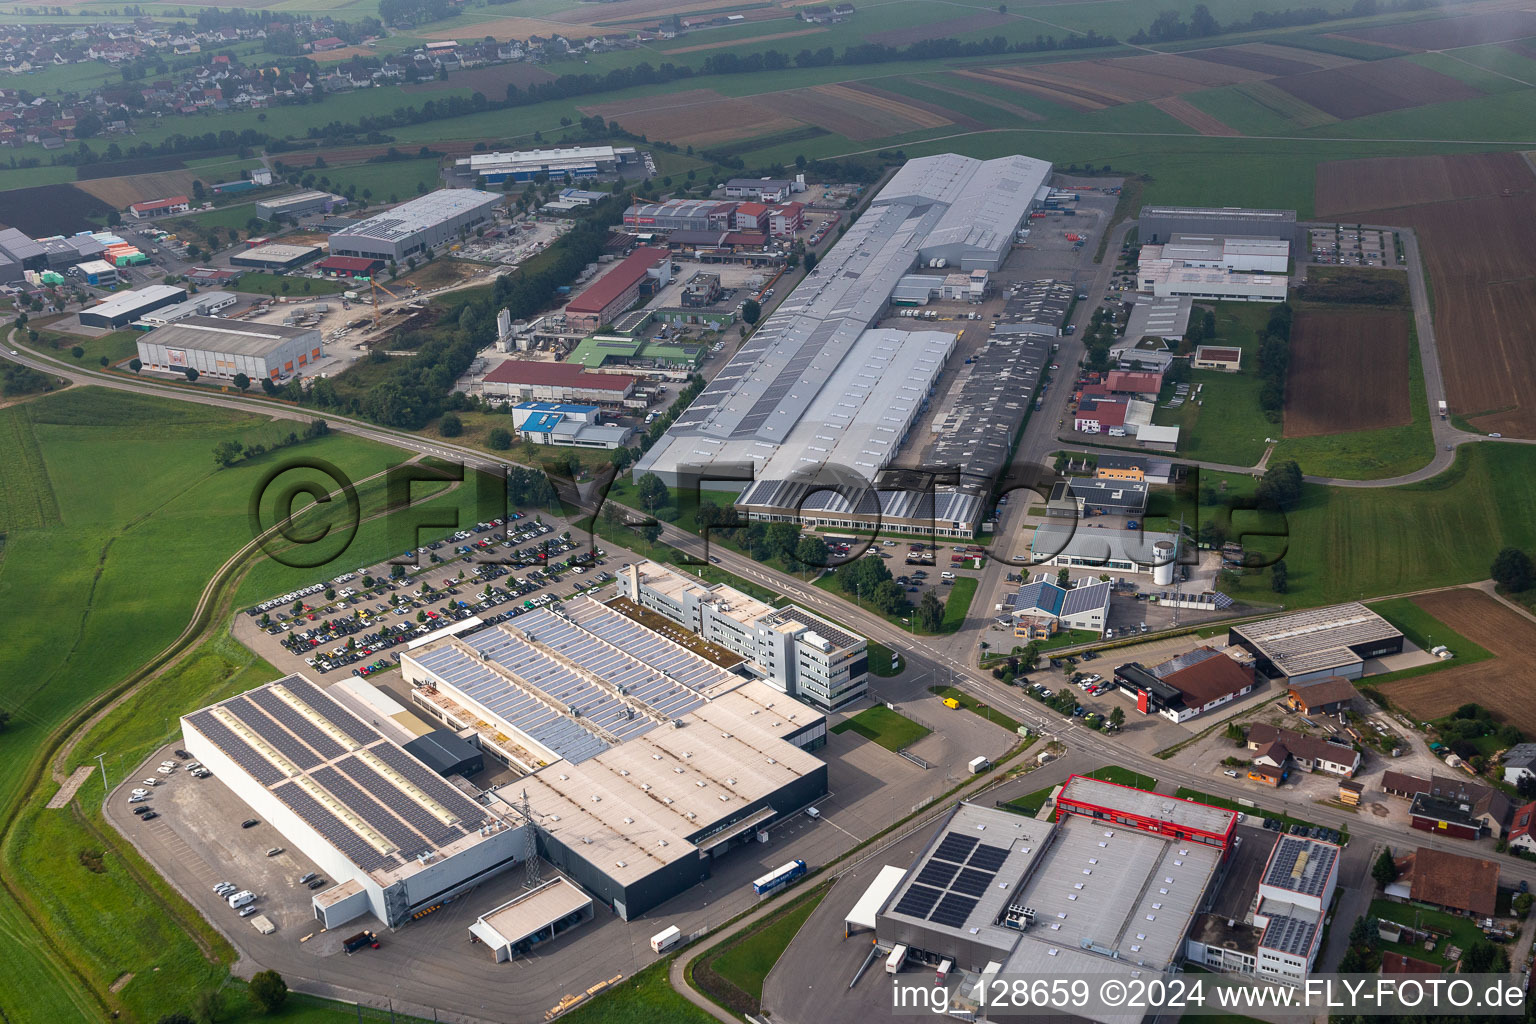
[455,145,641,184]
[136,316,322,382]
[1141,234,1290,274]
[468,878,594,962]
[135,291,238,328]
[78,284,188,328]
[180,674,530,930]
[255,190,346,220]
[635,152,1050,502]
[1029,524,1180,578]
[1227,602,1404,684]
[1139,205,1303,249]
[617,561,868,710]
[329,189,502,262]
[401,597,829,920]
[1139,264,1287,302]
[509,401,633,449]
[875,791,1231,1024]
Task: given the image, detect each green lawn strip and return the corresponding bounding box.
[830,706,931,752]
[1369,898,1484,965]
[1151,302,1275,466]
[866,639,903,677]
[1084,765,1159,790]
[1366,596,1493,665]
[555,955,717,1024]
[1036,628,1101,653]
[1002,783,1058,817]
[1204,443,1536,608]
[940,577,979,632]
[232,272,348,297]
[35,327,141,368]
[1173,788,1347,841]
[929,685,1023,735]
[705,885,829,1011]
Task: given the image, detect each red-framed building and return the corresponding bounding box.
[315,255,385,279]
[1054,774,1237,857]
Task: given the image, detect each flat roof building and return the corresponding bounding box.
[402,597,829,919]
[180,674,529,931]
[456,145,640,184]
[1193,345,1242,371]
[636,151,1052,496]
[1029,523,1179,576]
[618,561,868,710]
[230,243,322,272]
[1114,647,1259,723]
[255,190,347,220]
[468,878,594,962]
[509,400,633,450]
[135,290,238,328]
[1228,603,1404,684]
[876,796,1225,1024]
[1139,264,1287,303]
[1048,478,1148,517]
[482,360,639,407]
[1124,296,1192,342]
[79,284,188,328]
[1139,205,1303,249]
[563,246,672,330]
[329,190,502,262]
[136,315,322,382]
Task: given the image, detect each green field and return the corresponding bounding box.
[1152,303,1274,467]
[1083,765,1159,790]
[867,639,903,677]
[830,705,931,751]
[708,887,827,1006]
[0,387,403,1022]
[311,157,444,203]
[941,577,979,632]
[1367,597,1493,665]
[1207,444,1536,608]
[33,328,142,369]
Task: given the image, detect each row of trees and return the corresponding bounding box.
[211,420,330,468]
[1255,302,1293,421]
[1130,0,1437,45]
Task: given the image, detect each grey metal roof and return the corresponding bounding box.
[736,479,980,527]
[84,284,187,320]
[1061,580,1112,616]
[1059,775,1236,836]
[1031,524,1179,567]
[927,335,1049,487]
[147,315,317,356]
[330,189,500,243]
[1141,205,1297,223]
[0,227,44,261]
[1231,602,1402,676]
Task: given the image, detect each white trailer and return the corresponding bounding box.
[886,944,909,974]
[968,756,991,774]
[650,925,681,953]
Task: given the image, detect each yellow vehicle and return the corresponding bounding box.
[942,697,961,710]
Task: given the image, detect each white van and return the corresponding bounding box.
[940,571,956,580]
[227,890,256,910]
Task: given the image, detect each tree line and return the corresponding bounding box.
[1130,0,1439,44]
[1255,302,1293,422]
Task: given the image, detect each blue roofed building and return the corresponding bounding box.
[509,401,634,450]
[1006,575,1111,639]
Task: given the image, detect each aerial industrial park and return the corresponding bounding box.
[6,2,1536,1023]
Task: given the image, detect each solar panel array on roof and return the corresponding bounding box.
[893,883,943,918]
[1263,838,1336,897]
[916,859,961,889]
[765,607,860,649]
[247,687,348,761]
[312,764,434,859]
[1261,910,1318,956]
[282,676,378,746]
[369,744,491,829]
[934,832,980,863]
[187,709,287,785]
[930,892,980,927]
[272,779,395,872]
[969,844,1009,873]
[221,697,324,772]
[335,754,467,852]
[952,867,994,898]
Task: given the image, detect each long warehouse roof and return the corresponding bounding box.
[330,189,500,243]
[146,315,315,356]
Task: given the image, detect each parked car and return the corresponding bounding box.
[241,819,260,829]
[1223,769,1240,778]
[266,848,284,857]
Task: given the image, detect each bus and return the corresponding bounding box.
[751,859,807,896]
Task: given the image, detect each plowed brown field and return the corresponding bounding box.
[580,89,804,147]
[1336,10,1536,51]
[1270,59,1481,119]
[1384,589,1536,735]
[1315,152,1536,436]
[1150,96,1241,136]
[1283,309,1412,436]
[776,83,951,139]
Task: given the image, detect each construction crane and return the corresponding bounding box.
[367,276,405,328]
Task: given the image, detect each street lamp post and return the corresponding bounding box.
[96,752,108,798]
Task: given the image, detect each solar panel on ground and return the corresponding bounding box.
[313,765,431,855]
[272,779,395,872]
[222,698,324,772]
[915,860,960,889]
[968,844,1009,873]
[933,833,979,864]
[248,687,347,761]
[952,867,994,898]
[893,883,942,919]
[188,710,287,786]
[929,892,979,927]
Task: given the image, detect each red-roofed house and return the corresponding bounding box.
[1105,370,1164,398]
[1074,400,1127,434]
[1508,801,1536,854]
[767,202,804,237]
[315,255,384,278]
[730,202,770,231]
[311,36,345,51]
[563,246,671,330]
[482,360,639,407]
[129,195,190,219]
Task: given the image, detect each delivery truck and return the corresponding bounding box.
[650,926,682,953]
[968,756,992,774]
[343,931,380,954]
